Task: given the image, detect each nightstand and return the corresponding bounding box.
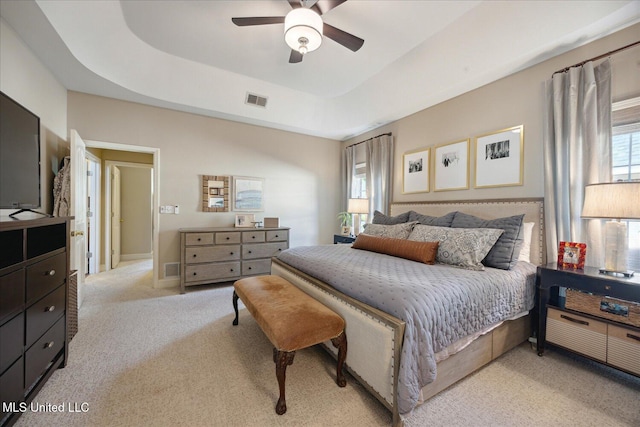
[333,234,356,244]
[536,263,640,376]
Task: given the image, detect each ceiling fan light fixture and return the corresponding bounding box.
[284,8,323,54]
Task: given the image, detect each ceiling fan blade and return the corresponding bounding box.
[232,17,285,26]
[289,50,304,63]
[311,0,347,15]
[287,0,302,9]
[323,23,364,52]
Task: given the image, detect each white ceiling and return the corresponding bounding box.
[1,0,639,141]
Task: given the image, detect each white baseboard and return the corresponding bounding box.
[120,253,153,261]
[156,277,180,290]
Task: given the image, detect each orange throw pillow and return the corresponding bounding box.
[352,234,438,265]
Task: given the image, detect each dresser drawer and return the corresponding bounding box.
[607,324,640,375]
[185,262,241,283]
[185,233,214,246]
[0,313,24,374]
[242,259,271,276]
[26,284,65,348]
[0,357,24,416]
[242,231,265,243]
[25,316,64,389]
[185,246,240,264]
[546,307,607,361]
[26,252,66,304]
[1,269,25,324]
[266,230,288,242]
[243,242,288,260]
[215,232,241,244]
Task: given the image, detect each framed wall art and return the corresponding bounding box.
[557,241,587,270]
[434,139,469,192]
[233,176,264,211]
[202,175,229,212]
[474,125,524,188]
[402,147,430,194]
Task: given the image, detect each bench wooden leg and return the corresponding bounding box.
[273,348,295,415]
[331,331,347,387]
[232,291,239,326]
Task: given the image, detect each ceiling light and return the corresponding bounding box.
[284,8,323,55]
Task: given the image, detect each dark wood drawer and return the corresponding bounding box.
[0,357,24,418]
[0,312,24,374]
[26,284,65,348]
[26,252,66,304]
[25,316,64,390]
[0,269,25,324]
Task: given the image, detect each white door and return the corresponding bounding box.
[111,166,122,268]
[70,129,87,308]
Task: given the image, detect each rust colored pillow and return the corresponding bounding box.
[352,234,439,265]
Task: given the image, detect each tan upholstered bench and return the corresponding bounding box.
[232,275,347,415]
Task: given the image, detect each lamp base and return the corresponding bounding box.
[599,268,634,278]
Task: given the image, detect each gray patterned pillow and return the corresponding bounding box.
[372,210,411,225]
[408,211,457,227]
[408,225,504,270]
[450,212,525,270]
[362,222,417,239]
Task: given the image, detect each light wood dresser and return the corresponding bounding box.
[179,227,289,293]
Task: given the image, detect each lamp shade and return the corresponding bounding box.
[348,198,369,214]
[581,182,640,219]
[284,8,323,54]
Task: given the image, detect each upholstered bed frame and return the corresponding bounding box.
[271,198,545,426]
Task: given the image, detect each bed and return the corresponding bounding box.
[271,198,545,426]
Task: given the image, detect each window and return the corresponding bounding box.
[353,162,367,232]
[612,97,640,270]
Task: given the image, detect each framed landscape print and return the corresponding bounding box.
[474,125,524,188]
[557,241,587,270]
[434,139,469,192]
[403,148,430,194]
[232,176,264,211]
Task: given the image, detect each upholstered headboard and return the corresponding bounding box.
[390,198,545,266]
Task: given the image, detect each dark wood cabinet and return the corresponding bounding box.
[0,216,71,427]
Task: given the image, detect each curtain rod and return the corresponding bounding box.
[552,40,640,76]
[346,132,392,148]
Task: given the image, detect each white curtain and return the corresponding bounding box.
[365,134,394,216]
[543,59,612,267]
[341,144,356,211]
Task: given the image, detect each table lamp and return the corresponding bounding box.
[581,181,640,277]
[348,198,369,236]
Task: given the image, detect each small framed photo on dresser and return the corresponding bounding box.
[557,241,587,269]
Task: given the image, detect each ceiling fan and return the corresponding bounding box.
[232,0,364,63]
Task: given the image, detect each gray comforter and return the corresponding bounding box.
[277,244,536,414]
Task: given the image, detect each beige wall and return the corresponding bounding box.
[120,166,153,257]
[68,92,341,281]
[0,18,68,216]
[343,24,640,205]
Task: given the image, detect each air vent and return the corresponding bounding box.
[245,92,268,108]
[164,262,180,278]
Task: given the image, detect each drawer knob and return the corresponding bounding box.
[248,250,252,254]
[252,236,256,239]
[197,238,201,241]
[230,268,234,272]
[248,267,252,270]
[193,272,197,276]
[278,248,282,251]
[230,252,234,255]
[44,341,54,349]
[605,285,611,290]
[275,235,279,238]
[193,254,197,258]
[226,237,230,240]
[45,305,55,312]
[46,269,56,276]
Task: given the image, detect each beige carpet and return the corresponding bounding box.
[14,260,640,427]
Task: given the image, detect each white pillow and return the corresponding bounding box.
[517,222,535,263]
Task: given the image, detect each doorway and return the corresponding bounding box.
[83,140,160,286]
[86,153,101,275]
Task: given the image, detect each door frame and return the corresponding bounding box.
[86,140,160,287]
[86,151,101,274]
[105,161,153,269]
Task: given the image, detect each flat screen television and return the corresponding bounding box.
[0,91,42,213]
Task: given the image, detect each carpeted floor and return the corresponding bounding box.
[13,260,640,427]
